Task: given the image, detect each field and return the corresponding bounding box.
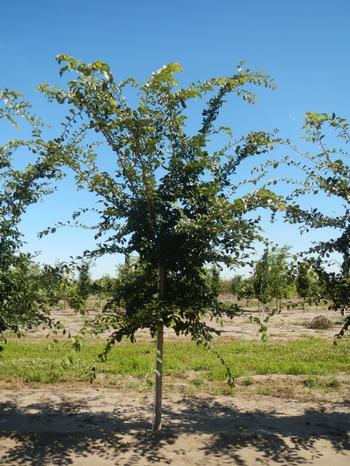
[0,304,350,465]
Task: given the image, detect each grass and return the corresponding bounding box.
[303,375,342,390]
[0,337,349,395]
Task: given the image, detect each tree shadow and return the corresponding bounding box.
[0,396,349,465]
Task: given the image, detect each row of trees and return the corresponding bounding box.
[1,56,350,430]
[230,247,323,313]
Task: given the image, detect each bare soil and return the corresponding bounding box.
[0,388,349,465]
[29,302,345,341]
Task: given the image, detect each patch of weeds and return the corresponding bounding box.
[211,381,235,396]
[192,378,205,388]
[256,384,275,396]
[241,376,254,386]
[303,376,321,389]
[303,376,341,391]
[125,380,153,393]
[325,377,341,389]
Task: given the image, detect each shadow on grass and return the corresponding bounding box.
[0,397,349,465]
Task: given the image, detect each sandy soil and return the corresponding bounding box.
[29,304,346,341]
[2,305,349,465]
[0,388,349,465]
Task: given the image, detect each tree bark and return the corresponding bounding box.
[152,264,166,432]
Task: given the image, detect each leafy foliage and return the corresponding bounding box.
[0,89,61,338]
[295,260,322,310]
[252,248,272,306]
[99,258,230,342]
[39,56,278,429]
[231,275,255,303]
[282,113,350,335]
[268,246,294,310]
[66,261,93,310]
[39,55,278,340]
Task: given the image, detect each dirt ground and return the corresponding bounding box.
[1,305,349,465]
[29,302,346,341]
[0,388,349,465]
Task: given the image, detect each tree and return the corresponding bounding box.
[231,275,246,300]
[269,245,293,311]
[0,89,61,339]
[92,275,117,310]
[242,277,256,307]
[67,261,93,311]
[251,246,293,314]
[219,277,233,294]
[40,55,277,430]
[231,275,255,307]
[252,249,272,316]
[284,112,350,334]
[295,260,320,311]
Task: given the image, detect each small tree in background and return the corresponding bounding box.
[67,261,93,311]
[230,274,254,305]
[231,275,246,301]
[92,275,117,310]
[234,247,292,313]
[40,55,277,430]
[295,261,320,311]
[242,277,256,307]
[219,278,233,294]
[252,249,272,316]
[269,245,293,311]
[38,263,70,308]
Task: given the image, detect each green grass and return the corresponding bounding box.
[303,375,342,390]
[0,337,349,391]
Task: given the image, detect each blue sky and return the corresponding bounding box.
[1,0,349,277]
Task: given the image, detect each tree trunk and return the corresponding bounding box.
[152,323,164,432]
[152,264,166,432]
[303,297,306,312]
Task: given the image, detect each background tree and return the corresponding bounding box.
[252,249,272,316]
[284,112,350,334]
[40,56,277,430]
[92,275,117,310]
[219,277,233,294]
[242,276,256,307]
[37,262,70,308]
[231,275,246,301]
[295,260,321,311]
[269,245,293,311]
[67,261,93,311]
[229,274,254,306]
[0,89,61,339]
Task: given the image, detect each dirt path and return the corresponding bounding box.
[0,387,349,465]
